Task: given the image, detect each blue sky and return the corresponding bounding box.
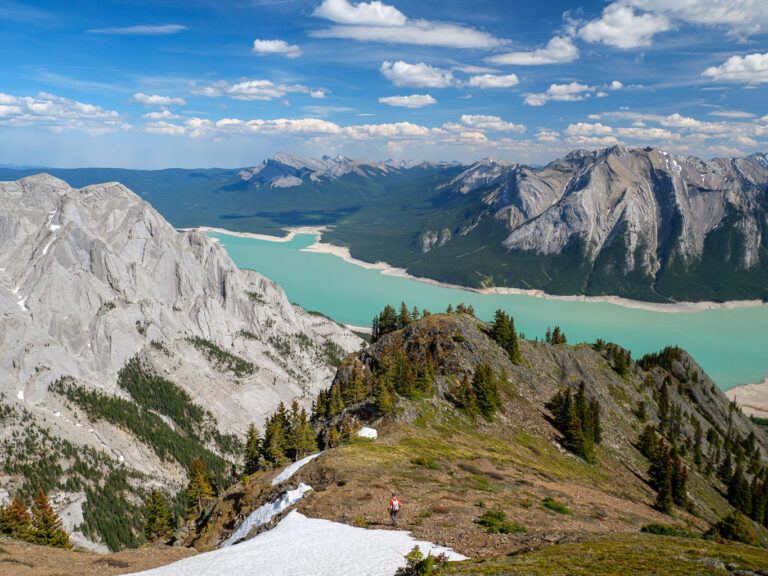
[0,0,766,168]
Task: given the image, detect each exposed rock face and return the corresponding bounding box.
[0,174,360,543]
[435,146,768,299]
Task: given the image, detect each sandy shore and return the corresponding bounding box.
[301,239,766,314]
[726,379,768,418]
[201,226,767,315]
[188,225,329,243]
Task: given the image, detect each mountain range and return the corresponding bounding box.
[1,145,766,303]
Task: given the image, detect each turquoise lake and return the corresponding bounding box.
[209,231,768,391]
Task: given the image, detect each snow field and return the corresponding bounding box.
[130,510,467,576]
[271,451,323,486]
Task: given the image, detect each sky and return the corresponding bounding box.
[0,0,767,168]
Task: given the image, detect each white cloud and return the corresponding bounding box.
[708,110,754,118]
[486,36,578,66]
[380,61,454,88]
[146,120,186,136]
[625,0,768,37]
[565,122,614,137]
[312,0,502,49]
[702,52,768,83]
[660,113,728,133]
[131,93,186,107]
[610,80,624,90]
[191,80,327,101]
[0,91,124,134]
[252,39,302,58]
[142,110,181,120]
[466,73,519,88]
[379,94,436,108]
[313,0,406,26]
[456,114,525,133]
[524,82,593,106]
[86,24,187,35]
[535,129,560,142]
[579,4,671,49]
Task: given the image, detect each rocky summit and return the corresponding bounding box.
[0,174,359,550]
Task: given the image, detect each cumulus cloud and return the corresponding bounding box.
[252,39,302,58]
[466,73,519,88]
[379,94,436,108]
[455,114,525,133]
[0,91,125,134]
[524,82,593,106]
[87,24,187,35]
[131,93,186,107]
[702,52,768,83]
[191,79,328,101]
[380,61,455,88]
[313,0,406,26]
[486,36,578,66]
[142,110,182,120]
[579,4,671,49]
[311,0,502,48]
[660,113,728,133]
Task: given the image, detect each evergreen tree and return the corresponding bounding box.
[750,478,766,523]
[411,306,420,321]
[728,464,752,514]
[718,452,734,484]
[472,363,502,421]
[186,458,215,519]
[398,302,412,329]
[30,490,70,548]
[0,495,31,540]
[243,422,261,475]
[143,489,172,542]
[289,406,317,460]
[638,425,658,459]
[467,304,475,317]
[670,446,689,508]
[650,440,673,514]
[374,378,395,415]
[589,398,602,445]
[262,419,288,466]
[658,380,670,429]
[446,303,453,314]
[453,374,478,416]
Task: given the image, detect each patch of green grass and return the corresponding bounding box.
[411,456,439,470]
[187,337,255,377]
[352,516,370,528]
[474,510,527,534]
[641,523,695,538]
[542,497,573,516]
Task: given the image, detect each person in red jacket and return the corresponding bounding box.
[389,493,401,526]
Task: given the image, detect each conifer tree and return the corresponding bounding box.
[718,452,734,484]
[638,425,658,459]
[30,490,70,548]
[728,464,752,514]
[454,374,478,416]
[398,302,412,329]
[0,495,31,540]
[472,362,502,421]
[446,303,453,313]
[143,489,172,542]
[243,422,261,475]
[411,306,420,321]
[186,458,215,519]
[289,406,317,460]
[670,446,689,508]
[374,378,394,415]
[262,419,288,466]
[658,380,670,429]
[650,440,674,514]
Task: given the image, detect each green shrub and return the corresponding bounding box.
[709,511,757,546]
[641,523,695,537]
[542,497,573,516]
[474,510,527,534]
[411,457,439,470]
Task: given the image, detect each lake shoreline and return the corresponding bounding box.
[726,379,768,418]
[201,226,767,315]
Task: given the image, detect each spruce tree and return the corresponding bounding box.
[143,489,172,542]
[186,458,215,519]
[472,363,502,421]
[374,378,394,415]
[243,422,261,475]
[670,446,688,508]
[650,440,673,514]
[728,464,752,514]
[398,302,412,329]
[638,425,658,459]
[30,490,70,548]
[262,419,288,466]
[0,495,31,540]
[454,374,478,416]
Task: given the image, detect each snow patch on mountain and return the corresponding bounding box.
[132,511,467,576]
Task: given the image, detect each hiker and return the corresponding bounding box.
[389,493,401,525]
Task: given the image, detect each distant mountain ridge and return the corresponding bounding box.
[1,146,766,302]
